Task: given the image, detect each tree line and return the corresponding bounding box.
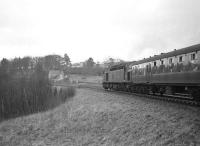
[0,53,125,77]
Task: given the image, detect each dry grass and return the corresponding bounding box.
[0,88,200,146]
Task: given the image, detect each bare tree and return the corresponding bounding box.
[64,53,71,67]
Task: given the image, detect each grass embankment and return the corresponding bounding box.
[1,89,199,145]
[0,70,75,122]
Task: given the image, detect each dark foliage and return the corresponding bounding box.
[0,58,75,121]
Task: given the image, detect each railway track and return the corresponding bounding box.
[107,90,200,107]
[53,83,200,107]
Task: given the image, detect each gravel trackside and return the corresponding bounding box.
[0,88,200,146]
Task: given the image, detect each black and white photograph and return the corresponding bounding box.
[0,0,200,145]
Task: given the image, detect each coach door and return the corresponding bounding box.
[145,64,151,83]
[106,73,109,81]
[127,71,131,81]
[124,67,126,81]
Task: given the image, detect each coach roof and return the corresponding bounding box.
[131,44,200,66]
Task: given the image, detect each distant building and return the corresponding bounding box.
[71,62,106,68]
[99,63,106,68]
[71,62,85,68]
[48,70,64,81]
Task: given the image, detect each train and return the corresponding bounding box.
[102,44,200,101]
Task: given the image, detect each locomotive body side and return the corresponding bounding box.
[102,63,130,90]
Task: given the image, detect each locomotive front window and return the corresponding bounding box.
[161,60,164,65]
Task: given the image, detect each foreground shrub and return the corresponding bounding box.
[48,86,76,108]
[0,80,75,121]
[0,63,75,121]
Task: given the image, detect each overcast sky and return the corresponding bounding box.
[0,0,200,63]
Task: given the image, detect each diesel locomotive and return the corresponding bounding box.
[102,44,200,101]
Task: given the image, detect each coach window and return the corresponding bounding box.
[179,56,183,62]
[169,58,173,64]
[154,61,156,67]
[191,53,196,60]
[161,60,164,65]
